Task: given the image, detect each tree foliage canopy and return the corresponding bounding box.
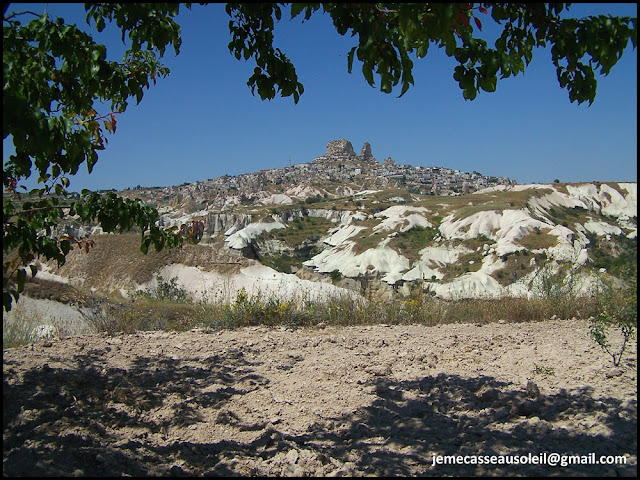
[227,3,636,103]
[3,3,637,311]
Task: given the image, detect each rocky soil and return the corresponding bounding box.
[3,319,637,476]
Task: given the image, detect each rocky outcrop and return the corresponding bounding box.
[360,142,376,163]
[313,139,380,166]
[312,139,358,164]
[205,212,254,236]
[326,139,356,157]
[298,184,637,299]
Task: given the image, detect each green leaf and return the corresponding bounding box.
[140,237,151,255]
[29,264,39,278]
[453,65,465,82]
[416,42,429,58]
[381,76,392,94]
[462,87,477,100]
[347,46,356,73]
[16,269,26,290]
[460,70,475,91]
[478,74,497,92]
[61,239,71,255]
[291,4,305,19]
[96,16,105,32]
[4,292,15,313]
[362,62,374,87]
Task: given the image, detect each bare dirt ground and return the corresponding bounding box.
[3,318,637,476]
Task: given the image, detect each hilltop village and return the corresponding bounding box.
[30,136,637,302]
[124,139,515,209]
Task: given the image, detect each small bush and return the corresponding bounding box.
[329,269,342,284]
[79,296,138,336]
[533,363,556,376]
[589,277,637,366]
[137,275,189,303]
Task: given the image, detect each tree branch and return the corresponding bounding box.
[3,10,43,21]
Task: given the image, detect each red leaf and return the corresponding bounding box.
[474,17,482,30]
[479,6,488,15]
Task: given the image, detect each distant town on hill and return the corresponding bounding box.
[121,139,516,198]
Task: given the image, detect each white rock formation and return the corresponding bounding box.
[225,221,286,249]
[304,243,411,284]
[438,209,552,258]
[402,245,472,282]
[373,206,433,233]
[258,193,294,205]
[148,263,360,303]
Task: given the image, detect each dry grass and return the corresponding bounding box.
[47,233,173,287]
[491,250,541,287]
[351,232,387,256]
[266,216,334,248]
[517,228,558,250]
[5,276,609,350]
[43,233,250,290]
[167,291,600,331]
[9,257,635,351]
[387,226,440,261]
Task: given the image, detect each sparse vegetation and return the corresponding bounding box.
[517,228,557,250]
[260,253,309,274]
[589,275,637,366]
[329,269,343,284]
[6,271,618,350]
[586,232,637,279]
[79,296,140,336]
[304,194,324,205]
[259,216,334,248]
[533,363,556,375]
[388,226,439,260]
[136,275,190,303]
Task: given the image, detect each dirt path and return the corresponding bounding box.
[3,319,637,476]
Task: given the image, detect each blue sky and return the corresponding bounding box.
[4,3,637,192]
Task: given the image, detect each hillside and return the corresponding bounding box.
[30,140,635,304]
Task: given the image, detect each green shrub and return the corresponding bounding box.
[137,275,189,303]
[589,277,637,366]
[587,233,637,280]
[261,254,302,273]
[329,269,342,283]
[388,225,439,259]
